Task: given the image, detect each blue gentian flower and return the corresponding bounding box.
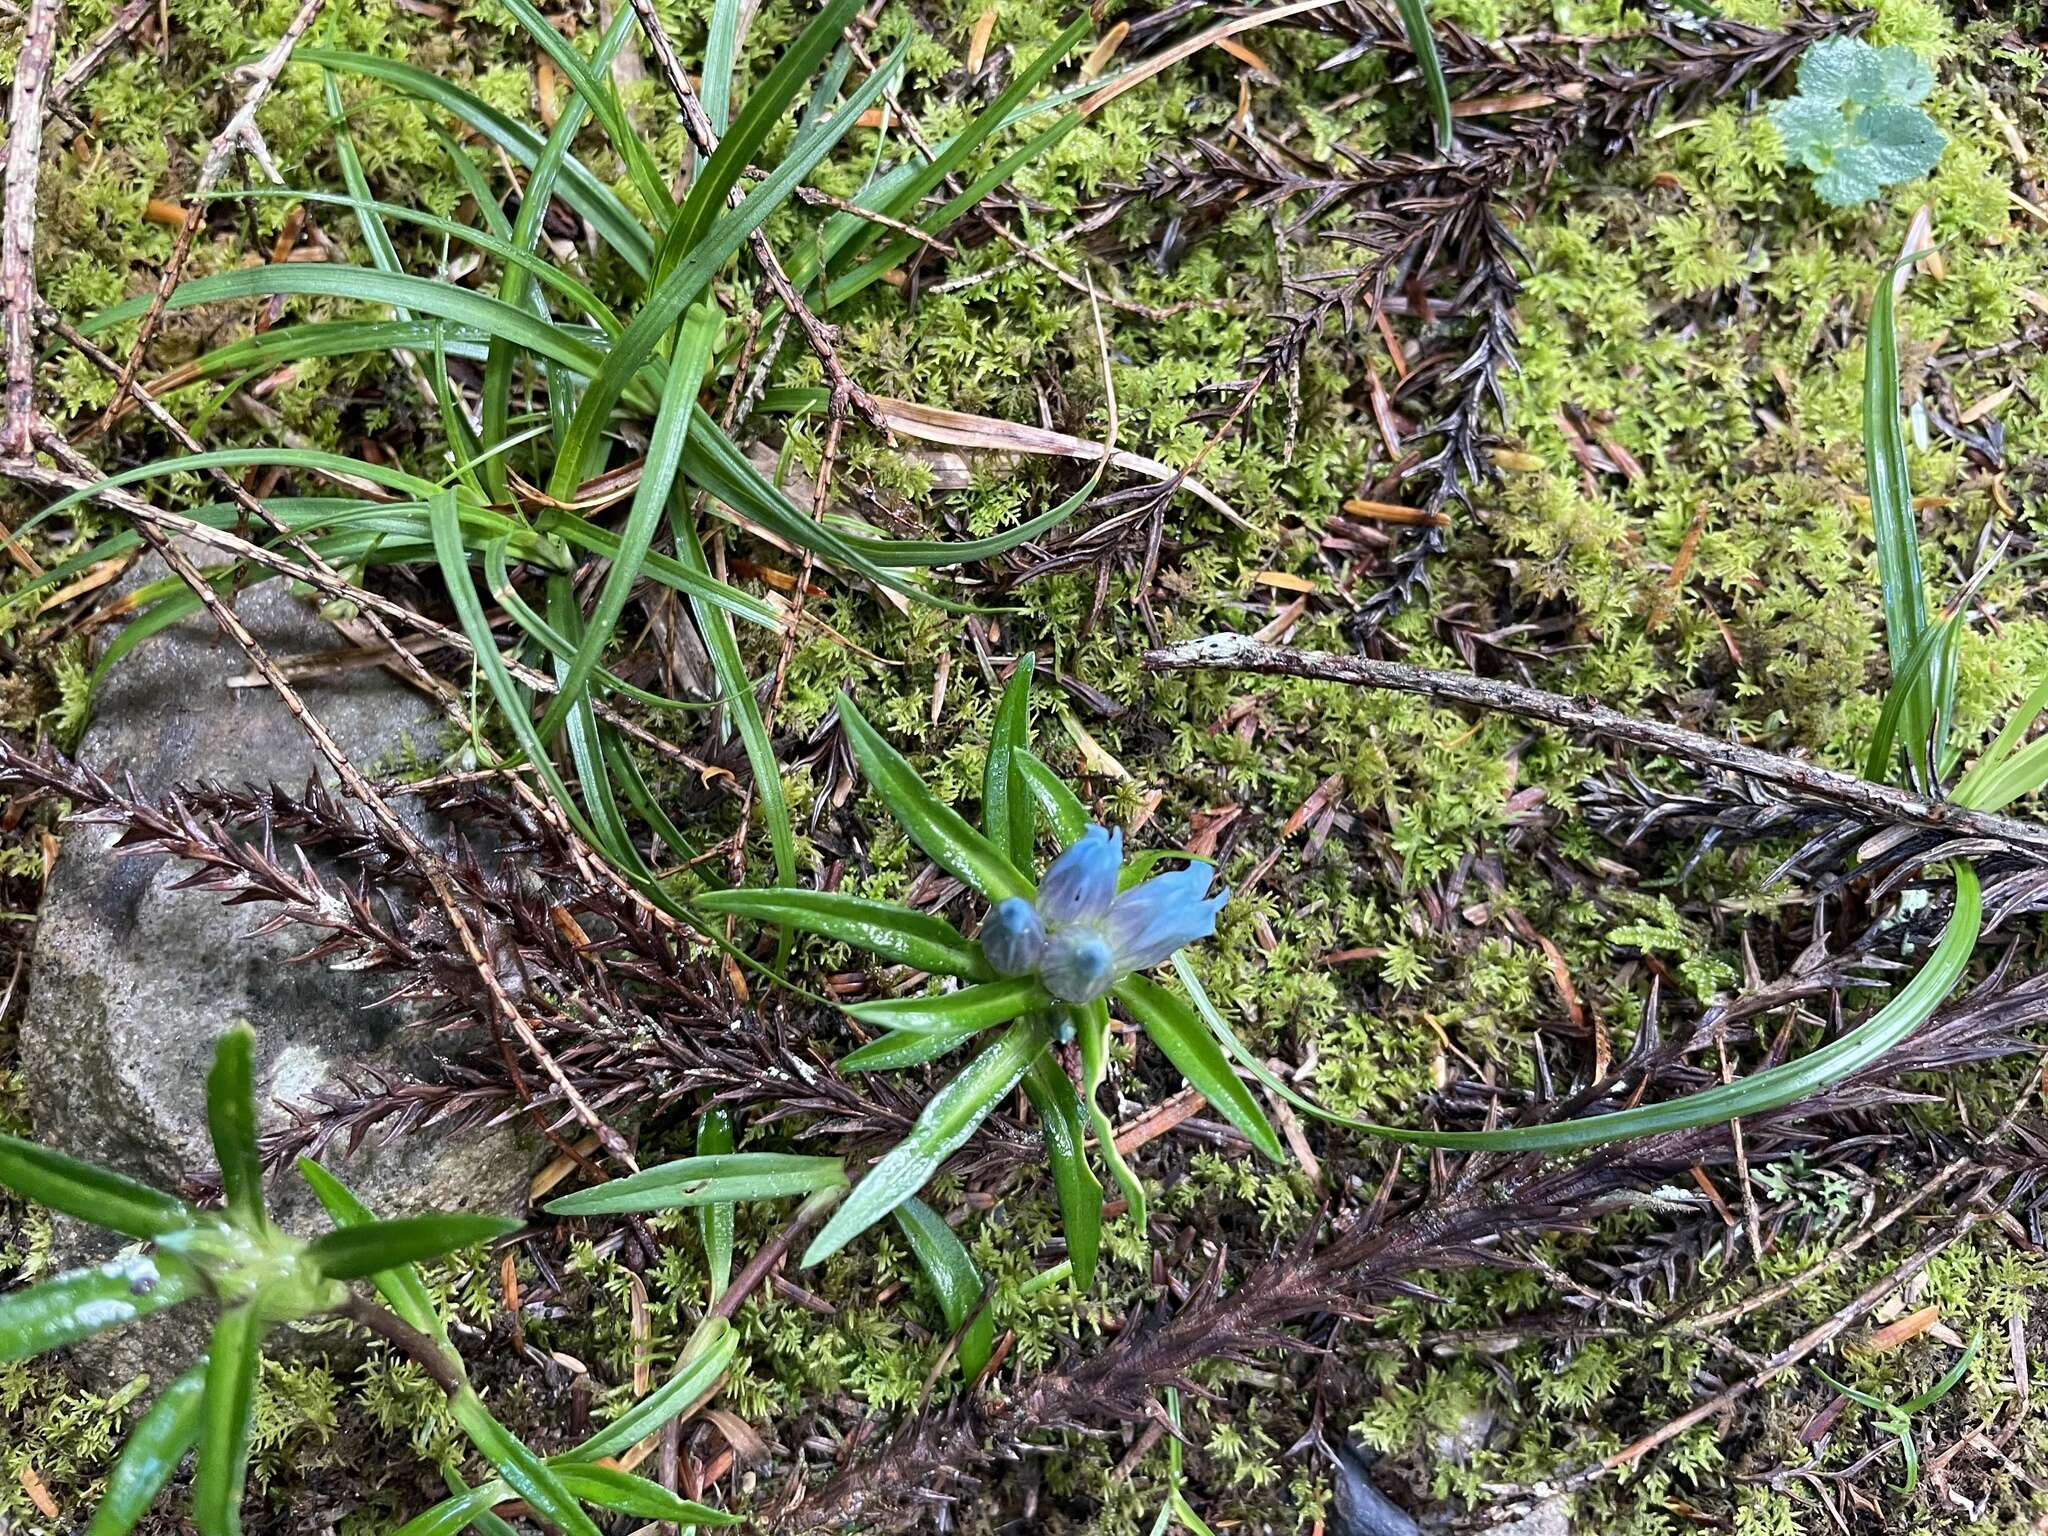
[982,823,1229,1004]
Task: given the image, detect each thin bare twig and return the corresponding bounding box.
[336,1293,468,1398]
[50,0,153,111]
[1,0,61,458]
[1143,636,2048,861]
[94,0,327,429]
[1583,1197,1985,1487]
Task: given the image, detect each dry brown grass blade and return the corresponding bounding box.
[870,395,1239,519]
[1079,0,1337,115]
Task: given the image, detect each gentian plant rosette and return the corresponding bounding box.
[691,659,1288,1282]
[980,825,1231,1006]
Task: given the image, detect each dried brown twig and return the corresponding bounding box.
[93,0,328,429]
[1142,635,2048,862]
[0,0,61,459]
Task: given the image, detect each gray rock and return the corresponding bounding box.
[1477,1496,1571,1536]
[1430,1406,1496,1466]
[20,557,532,1384]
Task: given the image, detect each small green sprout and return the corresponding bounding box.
[1770,38,1946,207]
[1814,1329,1982,1495]
[0,1026,739,1535]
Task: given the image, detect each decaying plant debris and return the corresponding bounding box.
[2,0,2047,1531]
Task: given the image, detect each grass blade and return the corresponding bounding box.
[545,34,902,504]
[1866,269,1938,783]
[668,511,799,910]
[533,301,721,743]
[1393,0,1454,154]
[296,49,653,276]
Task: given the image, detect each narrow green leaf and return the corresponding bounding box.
[81,265,606,381]
[661,0,863,273]
[205,1027,266,1230]
[1023,1055,1101,1289]
[569,1318,737,1460]
[1864,614,1956,784]
[892,1196,994,1380]
[545,37,903,506]
[1206,864,1982,1152]
[702,0,745,134]
[1114,975,1285,1163]
[88,1363,208,1536]
[449,1390,603,1536]
[481,45,604,503]
[1957,673,2048,801]
[0,1253,203,1363]
[694,887,994,979]
[1017,749,1088,843]
[1392,0,1454,154]
[296,1158,443,1338]
[304,1215,519,1280]
[1901,1329,1982,1414]
[551,1465,741,1524]
[0,1134,200,1239]
[193,1305,263,1536]
[428,491,602,855]
[836,690,1032,902]
[697,1108,736,1304]
[1866,270,1935,776]
[1075,996,1146,1231]
[497,0,670,220]
[984,657,1036,867]
[819,18,1085,294]
[535,302,721,743]
[669,512,799,920]
[546,1153,849,1217]
[840,1021,994,1072]
[389,1485,504,1536]
[845,975,1048,1034]
[804,1017,1049,1266]
[295,49,654,276]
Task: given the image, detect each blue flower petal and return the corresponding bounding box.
[1041,927,1117,1004]
[981,897,1047,976]
[1104,863,1227,974]
[1036,824,1122,927]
